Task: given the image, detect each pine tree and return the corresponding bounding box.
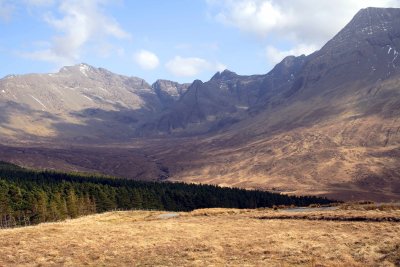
[34,190,49,223]
[131,189,143,209]
[0,181,12,228]
[66,189,78,218]
[54,192,68,220]
[48,198,61,221]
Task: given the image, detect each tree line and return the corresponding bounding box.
[0,161,333,228]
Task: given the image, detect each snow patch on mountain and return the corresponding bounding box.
[79,64,90,77]
[30,95,47,110]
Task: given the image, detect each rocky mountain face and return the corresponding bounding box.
[0,64,188,141]
[294,7,400,98]
[140,71,266,135]
[152,80,190,108]
[139,56,309,135]
[1,7,400,201]
[147,7,400,137]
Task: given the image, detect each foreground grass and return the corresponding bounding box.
[0,208,399,266]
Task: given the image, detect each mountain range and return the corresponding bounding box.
[1,7,400,201]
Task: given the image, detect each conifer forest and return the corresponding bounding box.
[0,161,332,228]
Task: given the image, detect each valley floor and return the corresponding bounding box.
[0,207,399,266]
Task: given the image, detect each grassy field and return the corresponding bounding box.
[0,207,399,266]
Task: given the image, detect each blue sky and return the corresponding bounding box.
[1,0,400,83]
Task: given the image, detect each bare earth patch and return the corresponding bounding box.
[0,208,399,266]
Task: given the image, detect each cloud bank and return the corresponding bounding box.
[23,0,130,66]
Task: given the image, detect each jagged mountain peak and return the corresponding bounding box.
[56,64,151,89]
[294,7,400,93]
[152,79,190,105]
[191,79,204,86]
[270,55,307,76]
[210,69,238,81]
[2,74,19,80]
[280,55,307,67]
[350,6,400,32]
[58,63,118,77]
[355,6,400,17]
[220,69,237,75]
[323,7,400,52]
[59,63,115,78]
[152,79,180,87]
[59,63,95,75]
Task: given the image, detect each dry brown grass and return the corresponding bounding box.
[0,208,399,266]
[340,202,400,211]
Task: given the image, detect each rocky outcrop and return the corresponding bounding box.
[152,79,190,108]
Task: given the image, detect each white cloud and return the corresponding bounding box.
[265,44,318,64]
[207,0,400,64]
[134,50,160,70]
[0,0,14,21]
[165,56,226,77]
[209,0,283,38]
[208,0,400,43]
[23,0,130,66]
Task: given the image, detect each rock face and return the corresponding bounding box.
[296,7,400,95]
[1,8,400,201]
[0,64,189,141]
[140,71,266,134]
[152,80,190,108]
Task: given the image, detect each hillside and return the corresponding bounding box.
[0,207,399,266]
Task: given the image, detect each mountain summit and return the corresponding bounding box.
[211,69,238,81]
[314,7,400,81]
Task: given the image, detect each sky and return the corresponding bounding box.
[1,0,400,84]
